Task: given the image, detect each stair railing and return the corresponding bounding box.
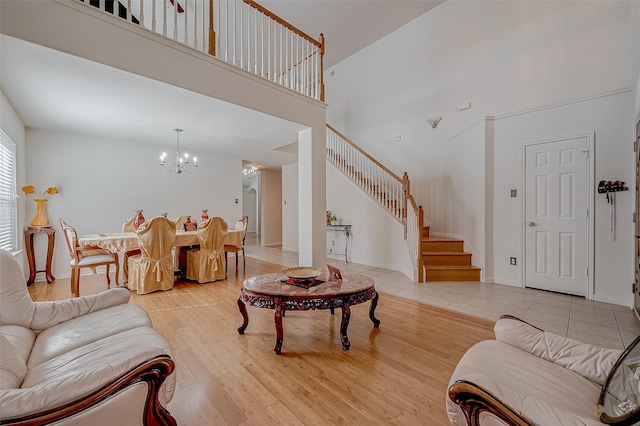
[326,124,425,281]
[77,0,324,101]
[405,194,425,282]
[326,125,407,223]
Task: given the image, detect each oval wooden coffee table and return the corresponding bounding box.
[237,272,380,354]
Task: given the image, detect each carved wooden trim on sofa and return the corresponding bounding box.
[498,314,545,331]
[0,356,176,426]
[448,380,533,426]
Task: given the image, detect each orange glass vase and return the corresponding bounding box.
[31,198,49,226]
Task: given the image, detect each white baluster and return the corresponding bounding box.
[140,0,144,27]
[239,3,245,69]
[163,0,167,37]
[151,0,156,32]
[191,0,195,49]
[173,0,177,40]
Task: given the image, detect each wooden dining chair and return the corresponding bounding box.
[225,215,248,274]
[121,217,141,284]
[59,218,119,297]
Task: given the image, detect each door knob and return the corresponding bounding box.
[528,222,536,226]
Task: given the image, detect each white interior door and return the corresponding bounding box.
[524,136,590,296]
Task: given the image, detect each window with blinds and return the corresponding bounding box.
[0,129,17,252]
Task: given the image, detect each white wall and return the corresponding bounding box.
[325,0,635,302]
[25,129,242,280]
[492,90,635,305]
[327,1,633,228]
[327,163,414,277]
[445,120,487,280]
[281,162,299,252]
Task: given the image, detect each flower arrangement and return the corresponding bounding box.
[21,185,59,199]
[326,211,338,225]
[21,185,59,226]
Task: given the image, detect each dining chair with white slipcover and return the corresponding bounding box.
[173,215,190,231]
[186,217,228,283]
[59,218,120,297]
[127,216,176,294]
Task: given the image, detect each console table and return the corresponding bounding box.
[25,225,56,285]
[326,224,351,263]
[237,271,380,354]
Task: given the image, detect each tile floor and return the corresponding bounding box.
[244,241,640,350]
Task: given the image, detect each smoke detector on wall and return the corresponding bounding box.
[427,117,442,129]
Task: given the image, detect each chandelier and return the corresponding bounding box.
[160,129,198,174]
[243,165,258,179]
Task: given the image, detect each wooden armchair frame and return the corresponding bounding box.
[0,356,176,426]
[448,380,533,426]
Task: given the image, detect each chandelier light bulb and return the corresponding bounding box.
[159,129,198,175]
[242,164,259,179]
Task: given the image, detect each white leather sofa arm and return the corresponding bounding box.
[30,288,130,332]
[0,356,175,425]
[0,342,169,420]
[494,315,622,385]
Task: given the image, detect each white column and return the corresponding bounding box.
[298,124,326,267]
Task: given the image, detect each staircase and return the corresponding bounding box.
[420,227,481,281]
[327,125,481,282]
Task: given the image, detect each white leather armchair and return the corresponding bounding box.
[447,315,624,426]
[0,249,176,425]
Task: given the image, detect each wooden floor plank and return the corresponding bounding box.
[28,256,494,425]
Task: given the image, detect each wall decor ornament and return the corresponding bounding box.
[21,185,59,226]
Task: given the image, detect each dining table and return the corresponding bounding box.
[78,229,244,253]
[78,229,245,278]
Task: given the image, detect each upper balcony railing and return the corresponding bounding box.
[79,0,325,101]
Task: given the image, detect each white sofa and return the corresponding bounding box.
[447,315,625,426]
[0,249,176,425]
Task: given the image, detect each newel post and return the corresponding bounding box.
[402,172,409,238]
[417,205,424,282]
[208,0,216,56]
[319,33,325,102]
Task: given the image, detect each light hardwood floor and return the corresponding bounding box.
[27,256,494,425]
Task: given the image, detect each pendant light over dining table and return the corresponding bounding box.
[160,128,198,174]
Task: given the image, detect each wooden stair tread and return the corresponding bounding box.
[424,265,480,270]
[423,252,470,256]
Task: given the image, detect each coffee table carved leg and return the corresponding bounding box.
[369,291,380,327]
[237,297,249,334]
[340,303,351,350]
[274,299,284,355]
